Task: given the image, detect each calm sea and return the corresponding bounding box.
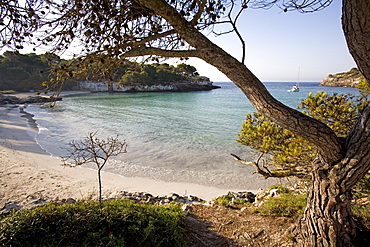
[25,82,361,191]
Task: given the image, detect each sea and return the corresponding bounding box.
[24,82,361,191]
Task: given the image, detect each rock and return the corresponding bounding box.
[240,207,248,212]
[228,191,256,203]
[78,77,220,93]
[0,95,62,105]
[1,201,21,214]
[320,68,363,87]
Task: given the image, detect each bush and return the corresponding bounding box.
[214,195,233,206]
[268,185,291,194]
[214,195,249,207]
[352,203,370,229]
[254,193,307,218]
[0,199,186,247]
[353,176,370,199]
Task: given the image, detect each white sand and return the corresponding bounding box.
[0,103,236,208]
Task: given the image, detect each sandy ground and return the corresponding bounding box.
[0,101,236,209]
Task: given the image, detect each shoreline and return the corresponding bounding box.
[0,103,249,209]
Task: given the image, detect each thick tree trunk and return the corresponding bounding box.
[291,160,356,246]
[342,0,370,83]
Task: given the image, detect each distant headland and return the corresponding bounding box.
[78,77,219,93]
[320,68,364,88]
[0,51,219,93]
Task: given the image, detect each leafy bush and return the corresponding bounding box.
[254,193,307,218]
[0,199,186,247]
[214,195,249,207]
[268,185,291,194]
[214,195,233,206]
[353,176,370,199]
[352,203,370,229]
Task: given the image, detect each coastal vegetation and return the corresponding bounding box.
[2,0,370,245]
[320,68,365,88]
[0,51,60,92]
[0,200,186,247]
[235,90,369,179]
[0,51,202,92]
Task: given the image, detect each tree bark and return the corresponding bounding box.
[342,0,370,83]
[291,159,356,246]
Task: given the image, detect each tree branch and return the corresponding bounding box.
[231,153,272,178]
[121,46,201,58]
[139,0,343,165]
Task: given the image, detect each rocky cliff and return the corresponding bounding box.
[320,68,363,87]
[78,76,220,92]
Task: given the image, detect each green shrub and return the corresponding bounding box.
[233,198,249,205]
[0,199,186,247]
[353,176,370,199]
[255,193,307,218]
[352,203,370,229]
[214,195,249,207]
[215,195,233,206]
[268,185,291,194]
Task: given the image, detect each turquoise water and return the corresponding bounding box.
[26,82,360,191]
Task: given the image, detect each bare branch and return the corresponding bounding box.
[62,132,127,204]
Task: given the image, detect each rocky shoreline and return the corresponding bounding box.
[0,94,62,105]
[1,185,307,216]
[77,77,220,92]
[320,68,363,87]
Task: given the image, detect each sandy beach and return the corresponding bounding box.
[0,100,238,209]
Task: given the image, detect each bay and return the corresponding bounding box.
[25,82,361,191]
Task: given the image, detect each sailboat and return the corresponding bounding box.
[288,67,300,92]
[288,84,299,92]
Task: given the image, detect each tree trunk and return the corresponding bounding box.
[98,168,102,205]
[291,159,356,246]
[342,0,370,83]
[291,103,370,246]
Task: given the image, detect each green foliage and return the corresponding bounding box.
[237,112,315,178]
[214,195,249,206]
[268,185,291,194]
[352,203,370,229]
[234,198,249,205]
[358,79,370,98]
[0,199,186,247]
[237,90,369,178]
[353,176,370,199]
[0,51,201,92]
[214,195,233,206]
[0,51,60,92]
[254,193,307,218]
[119,63,197,86]
[298,91,368,137]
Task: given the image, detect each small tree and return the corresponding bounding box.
[62,132,128,204]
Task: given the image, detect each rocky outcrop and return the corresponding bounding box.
[320,68,364,87]
[78,76,220,92]
[0,95,62,105]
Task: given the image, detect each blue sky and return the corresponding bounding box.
[187,0,356,82]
